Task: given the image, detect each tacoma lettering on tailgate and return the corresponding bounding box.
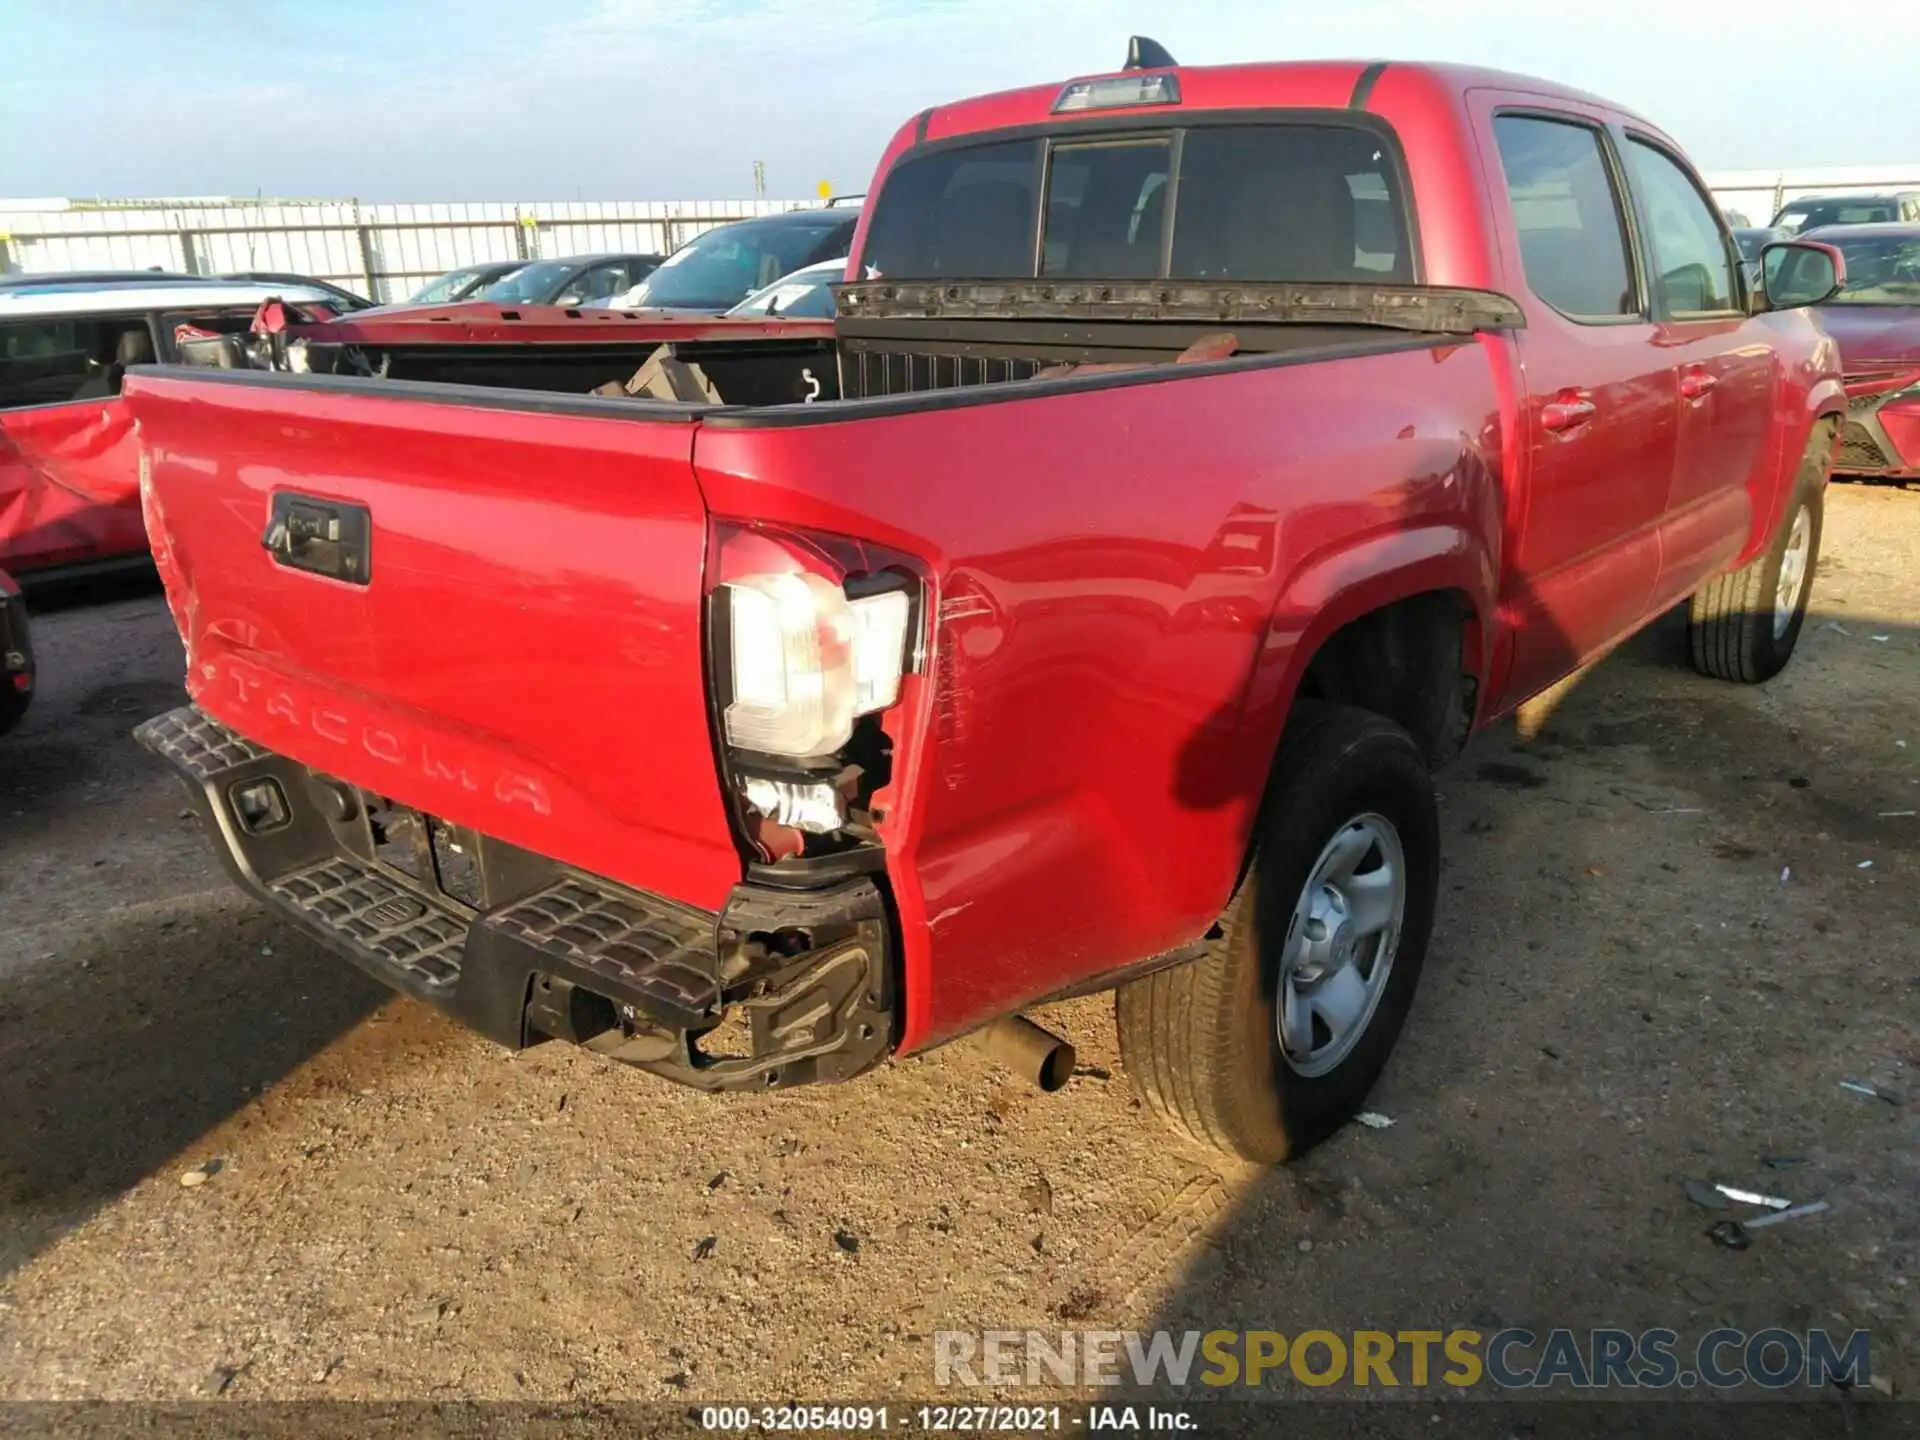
[207,656,553,816]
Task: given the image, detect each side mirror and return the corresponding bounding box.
[1760,240,1846,310]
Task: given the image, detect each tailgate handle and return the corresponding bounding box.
[262,493,371,585]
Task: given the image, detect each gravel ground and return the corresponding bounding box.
[1,486,1915,1411]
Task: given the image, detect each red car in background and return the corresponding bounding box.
[0,565,32,737]
[0,276,341,585]
[1798,223,1920,479]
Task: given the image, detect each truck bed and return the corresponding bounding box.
[186,280,1522,413]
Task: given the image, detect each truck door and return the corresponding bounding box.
[1617,134,1776,605]
[1474,101,1676,710]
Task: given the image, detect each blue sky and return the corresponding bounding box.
[2,0,1914,201]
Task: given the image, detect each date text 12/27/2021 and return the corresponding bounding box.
[698,1405,1194,1432]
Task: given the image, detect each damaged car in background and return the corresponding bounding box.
[122,46,1845,1163]
[1795,223,1920,481]
[0,275,346,587]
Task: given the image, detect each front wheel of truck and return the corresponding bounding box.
[1116,702,1439,1163]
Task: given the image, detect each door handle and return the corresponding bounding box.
[1540,392,1597,433]
[1679,368,1718,401]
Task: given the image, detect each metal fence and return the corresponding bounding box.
[0,198,813,303]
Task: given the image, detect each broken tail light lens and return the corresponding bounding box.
[713,525,921,762]
[723,570,857,758]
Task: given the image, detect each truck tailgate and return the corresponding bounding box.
[125,370,741,911]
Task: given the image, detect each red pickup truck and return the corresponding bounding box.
[127,53,1846,1162]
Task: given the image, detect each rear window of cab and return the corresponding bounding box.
[859,122,1414,285]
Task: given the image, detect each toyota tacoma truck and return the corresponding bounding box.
[126,48,1846,1162]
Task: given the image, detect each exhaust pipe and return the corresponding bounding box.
[979,1015,1076,1092]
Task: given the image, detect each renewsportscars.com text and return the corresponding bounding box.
[934,1327,1872,1391]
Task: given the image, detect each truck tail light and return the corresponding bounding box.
[722,570,859,758]
[707,521,923,841]
[719,572,915,760]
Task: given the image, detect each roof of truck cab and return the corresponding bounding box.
[917,59,1651,144]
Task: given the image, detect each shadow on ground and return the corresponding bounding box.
[0,898,386,1279]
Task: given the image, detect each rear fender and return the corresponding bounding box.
[1244,524,1499,750]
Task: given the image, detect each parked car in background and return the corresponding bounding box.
[0,276,337,584]
[128,52,1845,1164]
[1732,226,1787,287]
[0,268,198,288]
[477,253,663,307]
[221,271,374,310]
[724,258,847,319]
[1793,222,1920,480]
[405,261,524,305]
[1772,191,1920,234]
[609,210,855,312]
[0,564,31,738]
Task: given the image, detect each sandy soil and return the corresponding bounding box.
[1,487,1914,1415]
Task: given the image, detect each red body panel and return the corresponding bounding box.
[0,399,147,573]
[127,58,1847,1062]
[129,375,742,911]
[695,343,1503,1050]
[1879,399,1920,469]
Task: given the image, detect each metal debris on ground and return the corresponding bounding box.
[1744,1200,1831,1231]
[1880,810,1917,818]
[1706,1219,1752,1251]
[1840,1080,1900,1104]
[1685,1180,1732,1210]
[1355,1112,1395,1129]
[1858,860,1876,869]
[1761,1156,1808,1170]
[1871,634,1891,643]
[1821,622,1852,636]
[1780,867,1792,883]
[1714,1184,1792,1210]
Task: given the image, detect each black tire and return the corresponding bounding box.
[1688,427,1830,683]
[0,684,26,739]
[1115,702,1439,1163]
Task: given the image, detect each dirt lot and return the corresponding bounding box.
[1,485,1915,1413]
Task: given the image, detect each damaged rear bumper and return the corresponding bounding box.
[135,705,895,1091]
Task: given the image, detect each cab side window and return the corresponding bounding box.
[1623,138,1739,316]
[1491,115,1638,320]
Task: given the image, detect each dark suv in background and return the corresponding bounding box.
[608,209,857,313]
[1772,191,1920,234]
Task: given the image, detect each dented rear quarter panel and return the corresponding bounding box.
[694,342,1504,1052]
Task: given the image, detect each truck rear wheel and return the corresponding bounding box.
[1688,427,1829,683]
[1115,703,1438,1163]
